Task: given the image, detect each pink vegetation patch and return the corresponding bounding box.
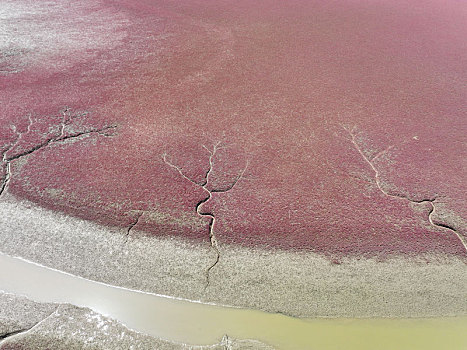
[1,0,466,258]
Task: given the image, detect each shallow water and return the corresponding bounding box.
[0,252,466,350]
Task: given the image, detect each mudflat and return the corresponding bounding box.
[1,0,466,327]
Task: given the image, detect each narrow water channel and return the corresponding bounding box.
[0,252,466,350]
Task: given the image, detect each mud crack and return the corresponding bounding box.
[0,329,29,340]
[123,212,143,246]
[342,125,467,253]
[0,306,58,346]
[0,111,117,198]
[163,142,248,289]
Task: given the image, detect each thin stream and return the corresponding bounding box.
[0,252,466,350]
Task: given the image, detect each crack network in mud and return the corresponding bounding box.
[163,142,247,289]
[342,125,467,253]
[0,112,117,198]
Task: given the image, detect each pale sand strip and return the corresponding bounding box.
[0,193,465,318]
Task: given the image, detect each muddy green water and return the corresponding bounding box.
[0,252,466,349]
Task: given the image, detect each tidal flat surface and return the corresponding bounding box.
[1,252,466,350]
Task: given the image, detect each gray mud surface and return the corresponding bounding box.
[0,292,273,350]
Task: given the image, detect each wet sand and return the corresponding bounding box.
[0,293,272,350]
[1,194,466,319]
[1,259,467,350]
